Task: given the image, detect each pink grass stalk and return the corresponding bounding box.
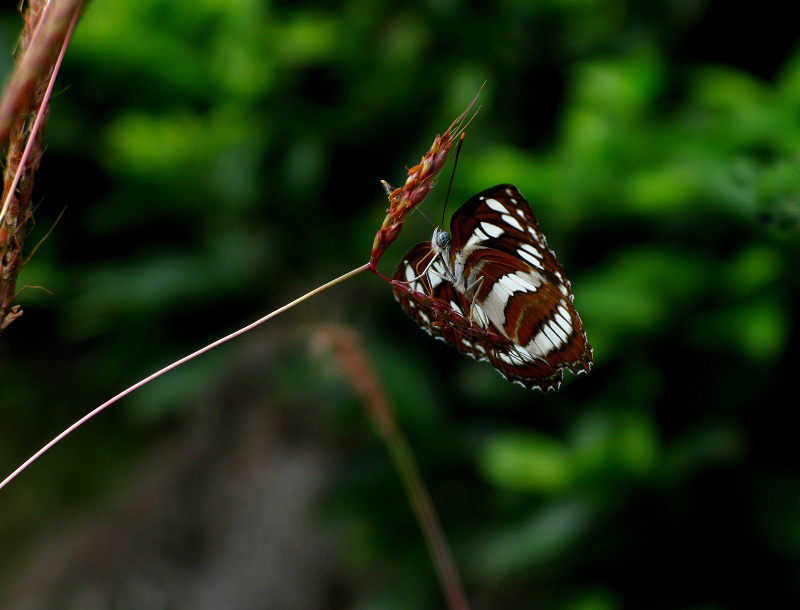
[0,0,86,143]
[317,327,470,610]
[0,264,370,492]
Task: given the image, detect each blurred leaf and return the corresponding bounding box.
[579,248,711,359]
[662,424,747,484]
[753,474,800,560]
[689,296,790,363]
[473,498,594,578]
[565,589,621,610]
[480,432,575,494]
[723,246,783,298]
[570,409,661,480]
[625,163,702,212]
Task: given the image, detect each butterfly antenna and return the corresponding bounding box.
[441,133,465,227]
[413,206,436,229]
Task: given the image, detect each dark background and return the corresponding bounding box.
[2,0,800,608]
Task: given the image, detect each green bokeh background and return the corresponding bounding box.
[2,1,800,607]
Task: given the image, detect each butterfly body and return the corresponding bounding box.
[393,184,592,391]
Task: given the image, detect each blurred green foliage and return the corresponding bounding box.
[2,0,800,607]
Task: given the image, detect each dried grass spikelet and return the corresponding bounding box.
[1,0,84,331]
[369,93,480,266]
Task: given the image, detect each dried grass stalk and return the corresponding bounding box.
[1,0,85,331]
[316,326,470,609]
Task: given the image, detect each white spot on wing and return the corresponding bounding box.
[553,315,572,338]
[497,275,521,293]
[497,352,513,365]
[529,331,553,357]
[480,222,504,238]
[554,305,573,335]
[427,271,443,290]
[543,320,566,348]
[527,225,544,245]
[499,273,540,294]
[464,232,483,249]
[502,214,524,231]
[488,278,513,311]
[552,318,571,343]
[485,198,509,214]
[518,249,544,270]
[520,243,542,258]
[472,304,490,328]
[510,344,534,364]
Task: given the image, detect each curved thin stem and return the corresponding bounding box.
[0,263,370,493]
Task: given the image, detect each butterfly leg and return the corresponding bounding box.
[465,276,487,326]
[406,252,452,299]
[403,251,439,285]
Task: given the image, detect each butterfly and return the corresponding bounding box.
[392,184,592,391]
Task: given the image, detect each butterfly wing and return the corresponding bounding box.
[392,243,574,390]
[392,184,592,391]
[450,184,569,287]
[450,185,592,379]
[393,242,463,336]
[466,248,592,380]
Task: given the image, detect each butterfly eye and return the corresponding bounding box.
[436,230,451,249]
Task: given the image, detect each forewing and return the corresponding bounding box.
[450,184,569,288]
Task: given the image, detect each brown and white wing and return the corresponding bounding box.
[391,184,592,391]
[466,248,592,382]
[450,184,570,289]
[450,184,593,382]
[392,242,484,362]
[392,243,581,391]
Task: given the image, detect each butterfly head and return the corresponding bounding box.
[431,227,451,255]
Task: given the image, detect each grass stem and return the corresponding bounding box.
[0,263,371,493]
